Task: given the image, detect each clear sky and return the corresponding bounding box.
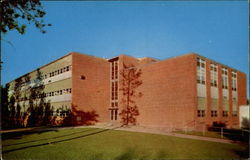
[2,1,249,96]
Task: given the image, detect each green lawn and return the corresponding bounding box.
[2,127,248,160]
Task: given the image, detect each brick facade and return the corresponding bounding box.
[7,52,247,129]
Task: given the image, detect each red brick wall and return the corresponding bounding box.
[237,72,247,106]
[205,59,212,126]
[70,52,247,129]
[124,54,198,129]
[71,52,110,122]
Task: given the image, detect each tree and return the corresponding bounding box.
[28,69,46,126]
[1,84,10,129]
[0,0,51,34]
[9,95,16,128]
[119,63,143,125]
[14,77,23,127]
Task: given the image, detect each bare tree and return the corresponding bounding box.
[119,63,142,125]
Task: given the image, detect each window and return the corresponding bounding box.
[232,111,237,117]
[114,110,118,120]
[210,63,218,87]
[115,62,118,79]
[112,82,114,100]
[110,109,118,120]
[197,58,206,84]
[197,110,205,117]
[232,72,237,91]
[115,81,118,100]
[111,62,114,80]
[211,110,217,117]
[222,111,228,117]
[222,68,228,89]
[111,110,114,120]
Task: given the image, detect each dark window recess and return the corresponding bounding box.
[111,110,114,120]
[81,75,86,80]
[222,111,228,117]
[211,110,217,117]
[115,110,118,120]
[197,110,205,117]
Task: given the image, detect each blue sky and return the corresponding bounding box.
[2,1,249,95]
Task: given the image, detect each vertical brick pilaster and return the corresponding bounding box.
[237,72,247,106]
[205,59,211,126]
[193,54,198,129]
[217,65,223,122]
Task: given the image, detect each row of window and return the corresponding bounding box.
[45,88,72,97]
[18,88,72,101]
[197,110,237,117]
[15,65,72,88]
[42,65,72,80]
[197,58,237,91]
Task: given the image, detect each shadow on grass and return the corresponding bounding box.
[2,128,59,140]
[232,145,249,159]
[2,126,120,154]
[3,128,98,147]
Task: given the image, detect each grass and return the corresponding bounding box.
[2,127,248,160]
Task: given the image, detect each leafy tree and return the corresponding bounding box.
[28,69,46,126]
[9,95,16,127]
[119,63,142,125]
[43,101,53,125]
[0,0,51,34]
[14,77,23,127]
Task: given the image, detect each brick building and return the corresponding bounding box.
[7,52,247,129]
